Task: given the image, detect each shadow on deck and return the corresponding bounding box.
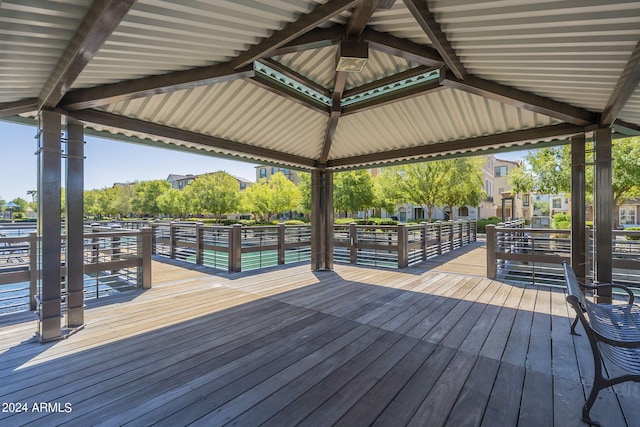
[0,259,637,426]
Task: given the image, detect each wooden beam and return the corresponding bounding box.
[402,0,466,79]
[613,119,640,136]
[259,58,331,98]
[247,74,330,116]
[440,70,598,127]
[347,0,376,36]
[376,0,396,9]
[61,63,254,111]
[343,65,433,98]
[601,40,640,126]
[0,98,38,118]
[362,28,443,67]
[69,109,317,168]
[342,79,442,115]
[327,123,583,167]
[39,0,136,109]
[270,26,344,56]
[231,0,365,69]
[320,71,348,164]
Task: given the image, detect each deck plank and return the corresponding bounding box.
[0,258,634,427]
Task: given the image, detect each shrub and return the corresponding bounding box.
[624,226,640,240]
[283,219,307,225]
[552,213,571,229]
[476,217,502,233]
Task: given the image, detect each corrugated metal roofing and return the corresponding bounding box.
[2,0,639,169]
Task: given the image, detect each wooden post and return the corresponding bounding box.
[169,221,177,259]
[436,221,443,254]
[349,222,357,264]
[571,134,587,284]
[140,227,152,289]
[195,222,204,265]
[486,224,497,279]
[278,223,286,265]
[593,128,613,302]
[420,222,428,261]
[150,222,157,255]
[29,231,38,311]
[229,224,242,272]
[458,220,463,246]
[311,169,334,270]
[449,220,455,250]
[397,223,408,268]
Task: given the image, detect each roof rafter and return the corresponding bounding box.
[0,98,38,118]
[259,58,331,98]
[327,123,584,168]
[440,71,598,127]
[601,40,640,126]
[343,65,435,98]
[39,0,136,109]
[231,0,365,69]
[402,0,466,79]
[69,109,316,168]
[342,80,442,116]
[362,28,443,67]
[270,26,344,56]
[61,63,255,111]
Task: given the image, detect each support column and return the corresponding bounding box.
[65,121,85,328]
[593,127,613,300]
[38,110,62,342]
[570,134,587,283]
[311,168,334,271]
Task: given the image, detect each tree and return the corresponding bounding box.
[297,172,312,216]
[157,188,190,219]
[440,158,486,219]
[242,172,300,221]
[131,180,171,217]
[334,170,375,220]
[184,171,240,220]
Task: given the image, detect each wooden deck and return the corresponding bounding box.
[0,253,637,426]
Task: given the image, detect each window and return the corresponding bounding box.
[259,168,267,178]
[271,167,277,174]
[239,183,246,190]
[494,165,507,177]
[620,206,637,225]
[552,198,562,209]
[523,194,530,206]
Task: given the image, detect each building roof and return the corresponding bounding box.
[1,1,639,170]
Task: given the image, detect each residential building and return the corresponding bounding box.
[166,173,252,190]
[255,166,300,184]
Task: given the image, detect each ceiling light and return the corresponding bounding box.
[336,40,368,73]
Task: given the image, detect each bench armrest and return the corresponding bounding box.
[579,282,635,304]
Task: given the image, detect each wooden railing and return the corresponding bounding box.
[486,223,640,287]
[0,225,152,316]
[150,220,477,272]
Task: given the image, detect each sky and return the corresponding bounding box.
[0,120,259,203]
[0,119,526,203]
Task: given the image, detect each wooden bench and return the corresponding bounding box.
[562,261,640,426]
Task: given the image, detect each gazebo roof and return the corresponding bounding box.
[1,0,639,170]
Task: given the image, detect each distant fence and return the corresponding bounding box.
[486,222,640,288]
[149,220,477,272]
[0,224,152,316]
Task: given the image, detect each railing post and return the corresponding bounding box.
[397,223,408,268]
[486,224,496,279]
[29,231,38,311]
[436,221,443,254]
[420,222,428,261]
[472,220,477,242]
[140,227,152,289]
[195,222,204,265]
[349,222,358,264]
[458,220,463,246]
[229,224,242,272]
[278,224,286,265]
[169,221,177,259]
[450,220,455,250]
[110,224,121,274]
[150,222,157,255]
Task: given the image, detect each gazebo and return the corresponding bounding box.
[1,1,639,340]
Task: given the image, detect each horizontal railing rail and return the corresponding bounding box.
[487,224,640,288]
[0,226,151,316]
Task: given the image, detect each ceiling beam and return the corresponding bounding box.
[39,0,136,109]
[601,40,640,126]
[402,0,466,80]
[440,71,598,127]
[342,80,442,116]
[327,123,584,168]
[320,71,348,164]
[246,74,330,116]
[362,28,443,67]
[69,109,316,168]
[343,65,434,98]
[347,0,376,36]
[270,26,344,56]
[0,98,38,118]
[259,58,331,98]
[231,0,365,69]
[61,63,254,111]
[376,0,396,9]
